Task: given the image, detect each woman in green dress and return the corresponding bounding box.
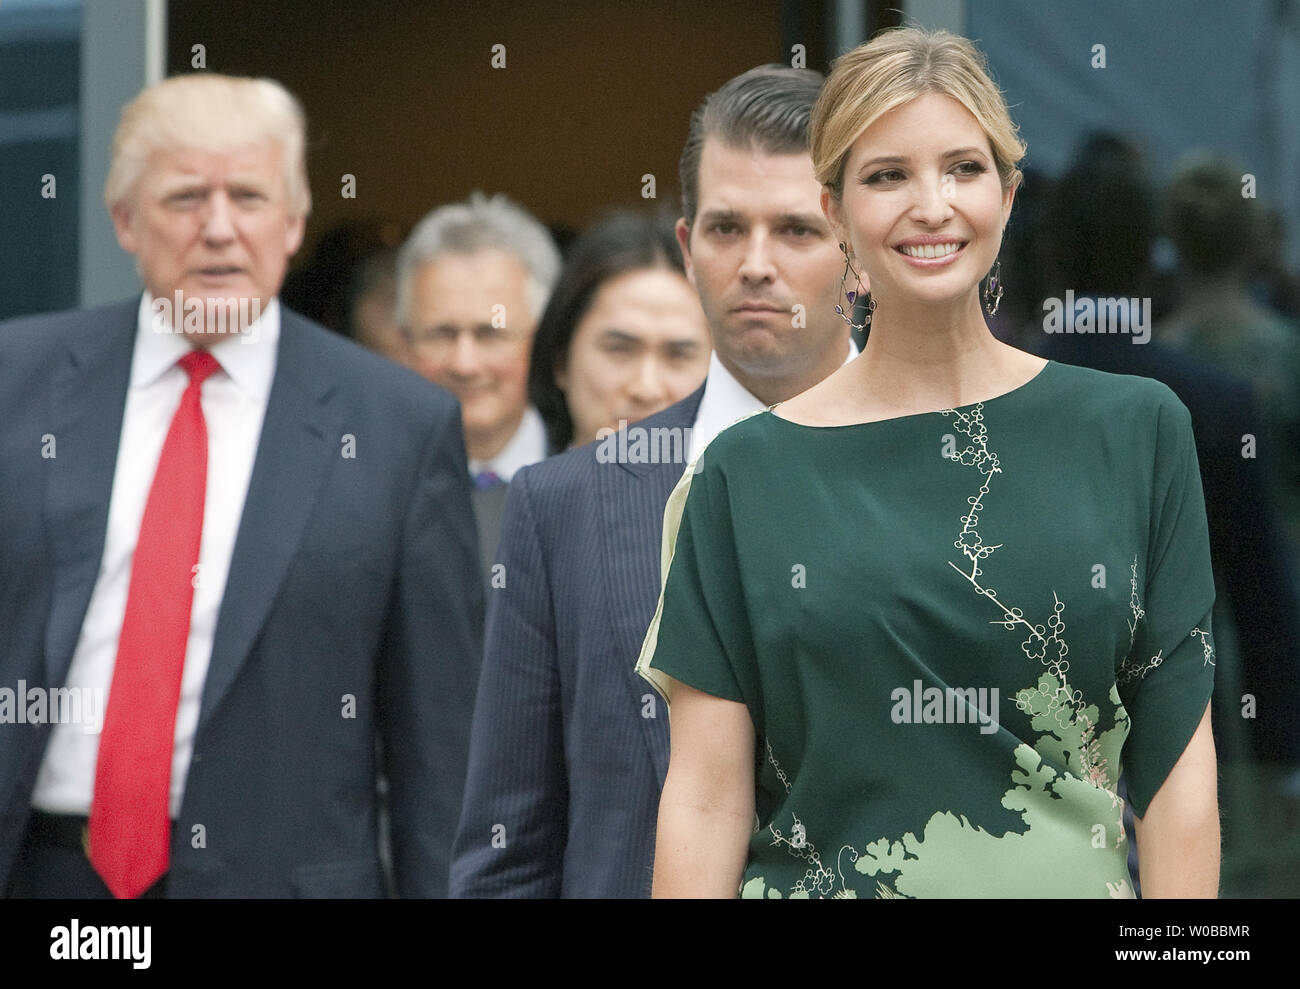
[637,27,1219,898]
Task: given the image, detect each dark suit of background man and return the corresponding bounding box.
[0,74,483,898]
[450,65,859,897]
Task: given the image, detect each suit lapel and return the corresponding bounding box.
[197,310,342,733]
[44,303,137,684]
[594,388,704,785]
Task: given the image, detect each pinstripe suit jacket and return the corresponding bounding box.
[449,387,705,897]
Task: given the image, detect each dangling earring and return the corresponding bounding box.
[982,260,1004,316]
[835,242,876,330]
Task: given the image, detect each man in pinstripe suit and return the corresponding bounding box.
[450,64,858,896]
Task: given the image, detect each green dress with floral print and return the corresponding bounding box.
[637,360,1216,898]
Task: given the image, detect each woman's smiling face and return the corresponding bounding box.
[826,92,1015,311]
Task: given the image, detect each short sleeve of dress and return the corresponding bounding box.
[636,442,757,711]
[1118,392,1217,818]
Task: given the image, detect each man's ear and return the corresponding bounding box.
[674,217,695,288]
[110,201,138,255]
[284,212,306,258]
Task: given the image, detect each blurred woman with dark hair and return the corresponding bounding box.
[529,210,710,451]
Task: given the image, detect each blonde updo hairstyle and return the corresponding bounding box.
[812,28,1026,204]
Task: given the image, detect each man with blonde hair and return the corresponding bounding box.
[0,74,483,898]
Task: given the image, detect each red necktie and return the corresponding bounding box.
[89,349,220,898]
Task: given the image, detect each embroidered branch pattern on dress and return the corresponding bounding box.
[1190,627,1215,668]
[1127,556,1145,648]
[1115,554,1170,685]
[1116,649,1163,685]
[940,404,1098,774]
[764,740,838,896]
[936,404,1133,852]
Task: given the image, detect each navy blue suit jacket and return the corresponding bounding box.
[0,299,484,896]
[1040,333,1300,761]
[449,387,705,897]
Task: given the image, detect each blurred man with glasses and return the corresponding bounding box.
[397,193,561,572]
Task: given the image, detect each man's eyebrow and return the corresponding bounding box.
[772,213,826,227]
[696,208,743,224]
[696,209,825,227]
[158,178,209,194]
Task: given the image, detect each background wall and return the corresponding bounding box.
[165,0,792,263]
[968,0,1300,267]
[4,1,1296,316]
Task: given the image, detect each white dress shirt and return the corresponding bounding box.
[468,404,547,483]
[33,293,279,818]
[688,338,860,461]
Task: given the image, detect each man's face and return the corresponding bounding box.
[111,140,305,335]
[677,139,846,383]
[405,249,536,448]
